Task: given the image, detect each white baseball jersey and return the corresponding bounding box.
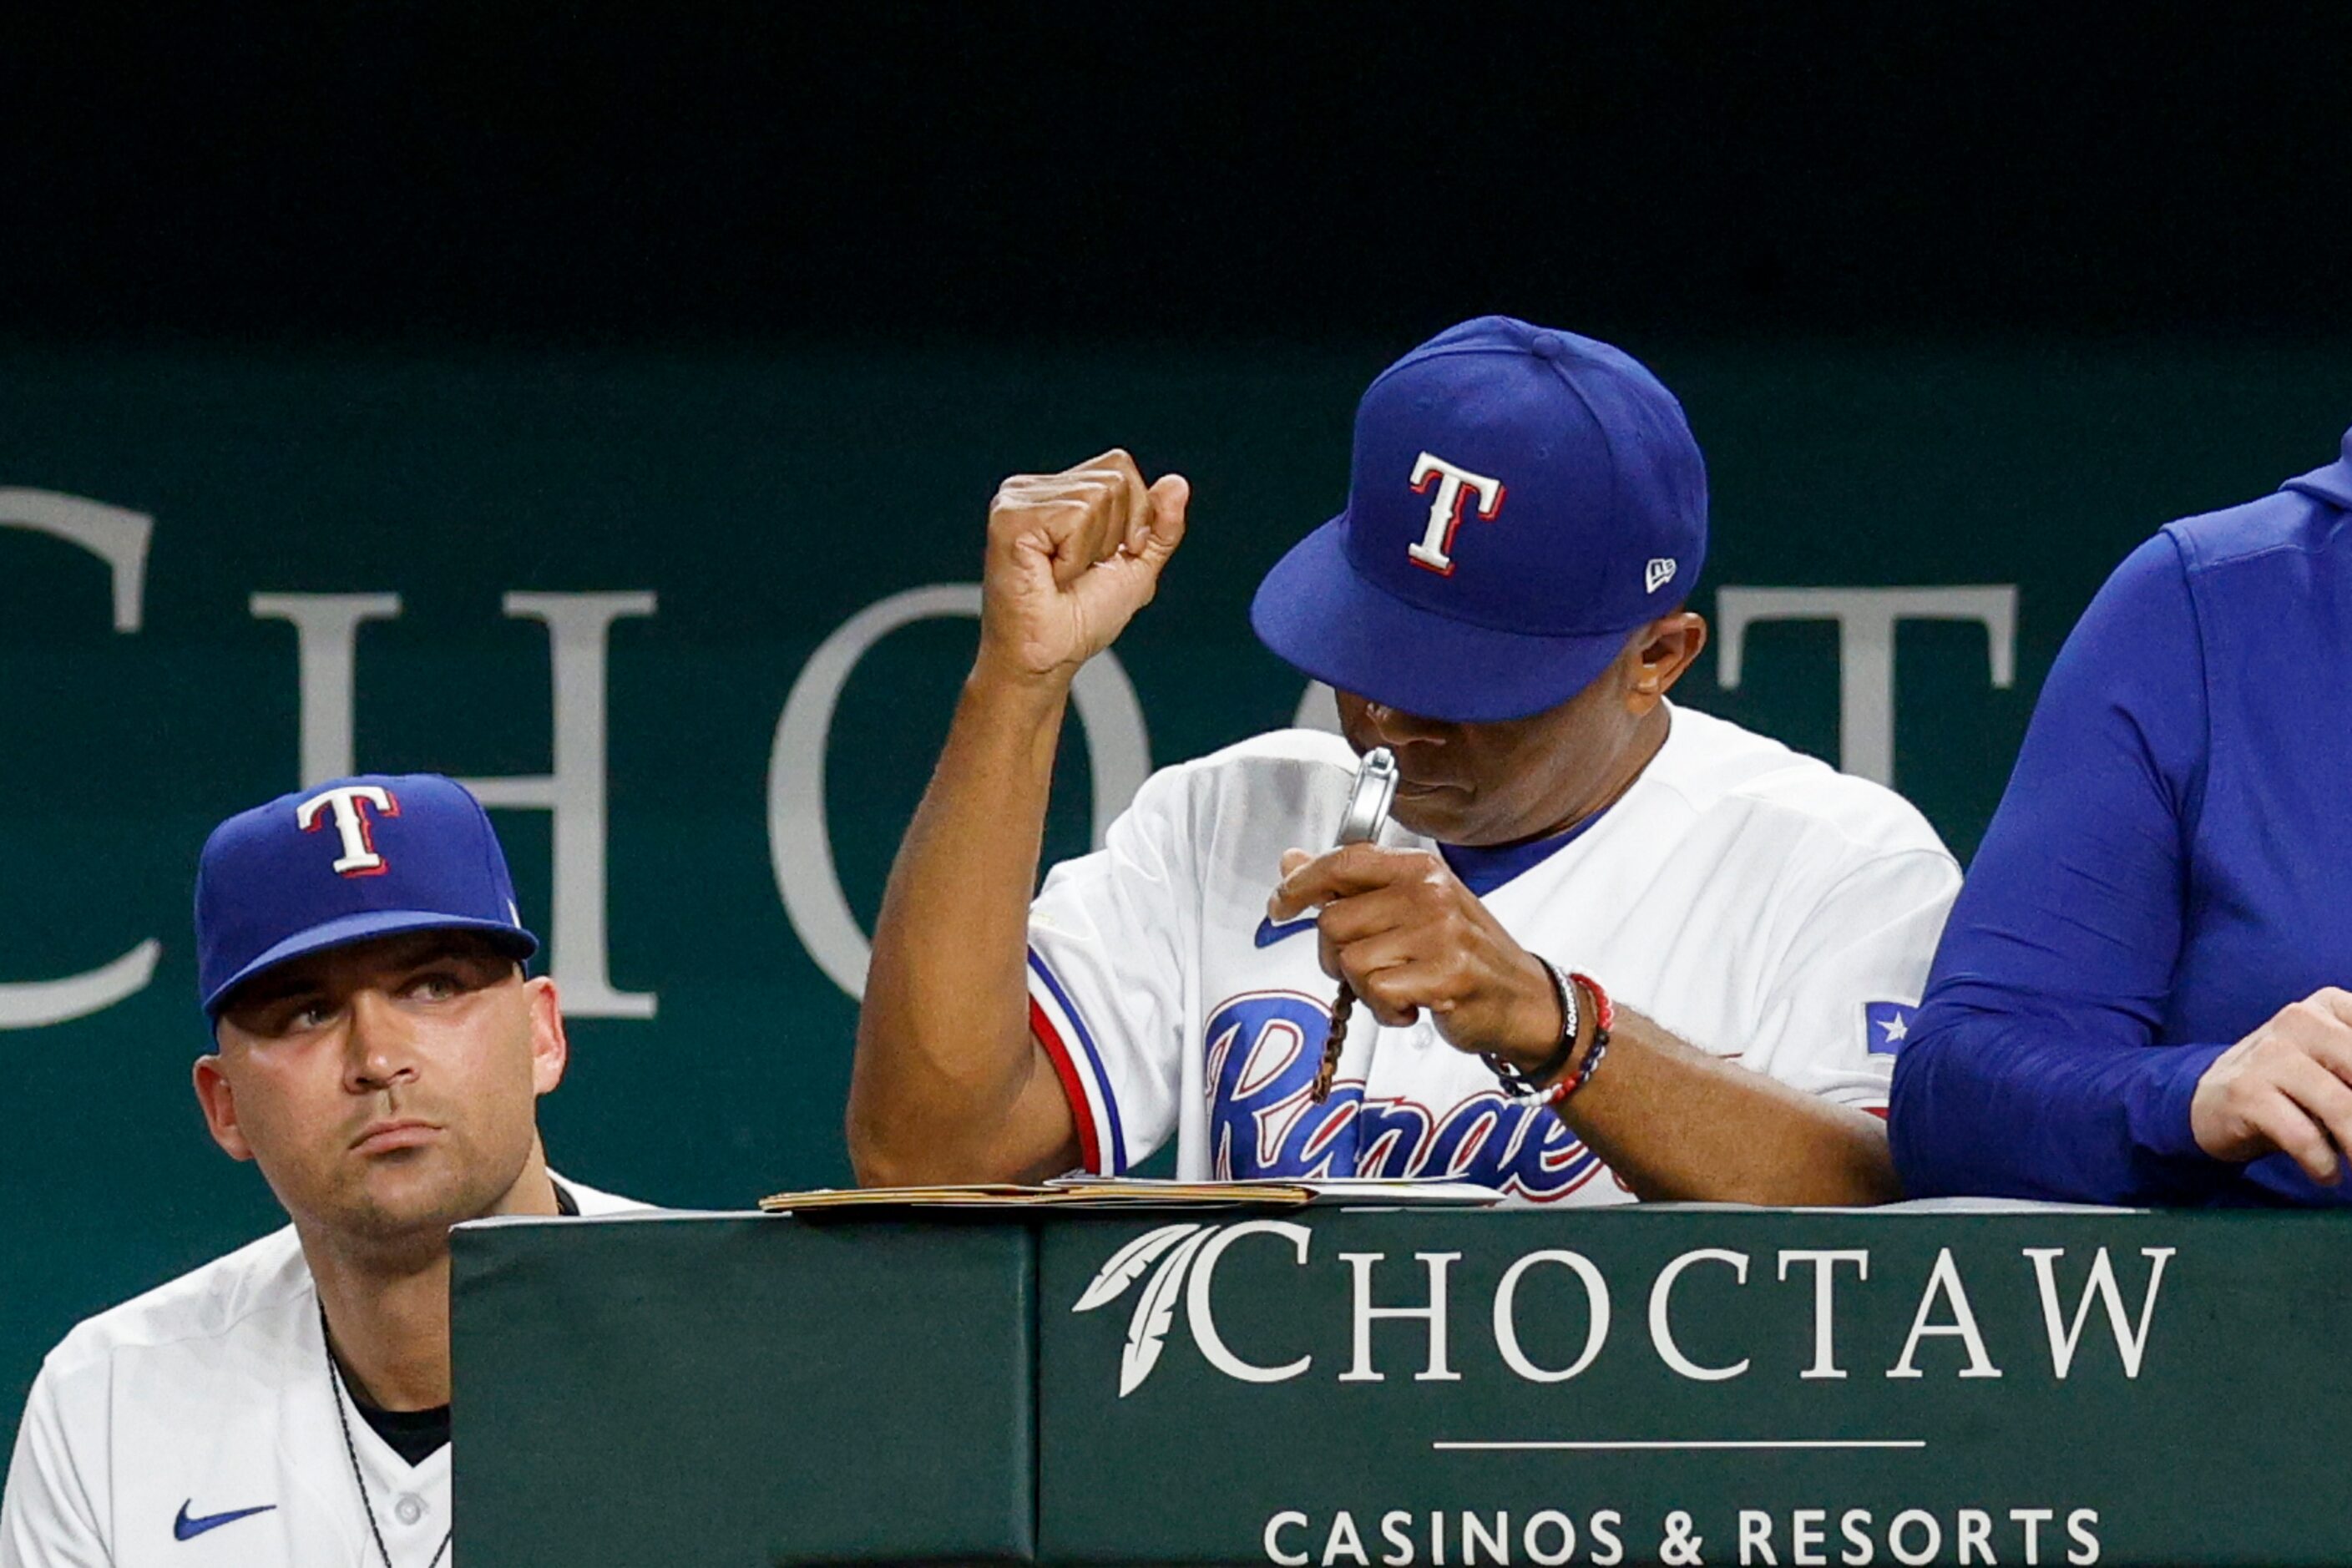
[0,1176,640,1568]
[1026,703,1960,1201]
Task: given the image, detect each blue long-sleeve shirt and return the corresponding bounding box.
[1890,427,2352,1206]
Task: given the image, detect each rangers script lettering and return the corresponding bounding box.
[1205,991,1603,1199]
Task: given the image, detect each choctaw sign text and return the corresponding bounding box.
[1037,1209,2349,1567]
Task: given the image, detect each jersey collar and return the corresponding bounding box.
[1433,701,1677,896]
[1438,811,1608,897]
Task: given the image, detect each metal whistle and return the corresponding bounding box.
[1311,746,1397,1103]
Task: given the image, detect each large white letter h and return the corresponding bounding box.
[251,589,656,1019]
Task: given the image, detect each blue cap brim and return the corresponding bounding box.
[202,909,540,1017]
[1251,513,1636,723]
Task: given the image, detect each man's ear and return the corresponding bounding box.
[1625,611,1708,713]
[192,1054,255,1162]
[525,976,569,1098]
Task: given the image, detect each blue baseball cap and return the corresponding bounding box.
[1251,316,1708,723]
[195,773,538,1017]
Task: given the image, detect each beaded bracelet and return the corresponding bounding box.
[1485,963,1614,1107]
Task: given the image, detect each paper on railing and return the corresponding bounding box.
[756,1176,1502,1213]
[1052,1176,1501,1207]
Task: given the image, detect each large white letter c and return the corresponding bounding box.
[0,491,161,1029]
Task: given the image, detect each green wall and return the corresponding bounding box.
[1,340,2344,1445]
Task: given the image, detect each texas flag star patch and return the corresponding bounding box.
[1864,1001,1917,1055]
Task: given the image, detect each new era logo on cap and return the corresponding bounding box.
[1249,315,1708,724]
[195,772,539,1016]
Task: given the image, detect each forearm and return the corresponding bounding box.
[1555,1009,1902,1206]
[1889,1005,2229,1204]
[848,664,1072,1185]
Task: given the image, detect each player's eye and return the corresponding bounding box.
[275,999,336,1032]
[406,970,463,1001]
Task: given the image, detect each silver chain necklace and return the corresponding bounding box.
[322,1304,453,1568]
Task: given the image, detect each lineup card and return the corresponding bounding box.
[756,1176,1504,1212]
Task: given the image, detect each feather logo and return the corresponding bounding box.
[1072,1220,1320,1396]
[1070,1222,1227,1397]
[1116,1227,1217,1396]
[1071,1222,1205,1315]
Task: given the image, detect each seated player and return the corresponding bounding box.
[851,317,1960,1206]
[0,774,638,1568]
[1893,427,2352,1205]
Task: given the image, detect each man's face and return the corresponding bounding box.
[1334,613,1707,847]
[195,931,565,1247]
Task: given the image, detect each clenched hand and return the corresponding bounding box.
[979,448,1189,685]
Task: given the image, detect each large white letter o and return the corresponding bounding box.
[1493,1249,1611,1383]
[767,584,1151,995]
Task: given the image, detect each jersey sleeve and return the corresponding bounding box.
[1890,532,2249,1204]
[1741,846,1963,1112]
[1024,760,1201,1176]
[0,1360,113,1568]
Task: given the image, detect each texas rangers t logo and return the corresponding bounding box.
[295,784,400,877]
[1404,451,1506,576]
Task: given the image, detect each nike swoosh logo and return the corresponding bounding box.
[1253,914,1318,948]
[174,1501,276,1541]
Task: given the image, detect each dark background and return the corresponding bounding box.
[5,3,2348,351]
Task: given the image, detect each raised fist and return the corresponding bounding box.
[978,449,1190,683]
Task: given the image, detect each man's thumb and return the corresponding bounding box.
[1143,473,1191,553]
